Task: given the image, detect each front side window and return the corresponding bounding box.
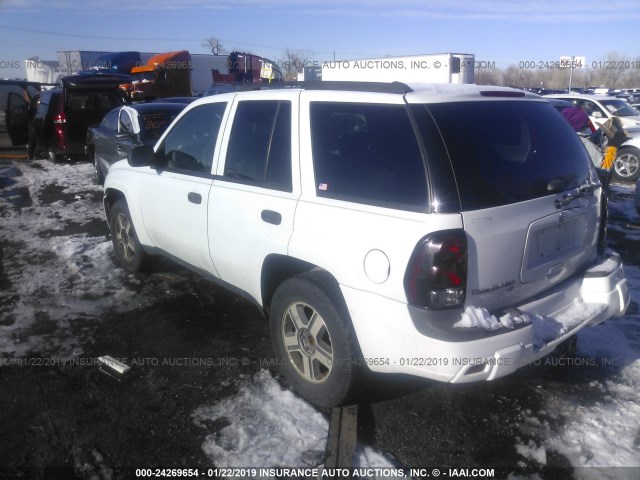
[157,102,226,174]
[310,102,428,211]
[223,100,292,191]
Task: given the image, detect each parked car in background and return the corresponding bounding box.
[545,93,640,130]
[547,94,640,181]
[27,73,130,162]
[151,97,198,104]
[0,79,41,148]
[86,102,186,184]
[204,84,236,96]
[612,136,640,182]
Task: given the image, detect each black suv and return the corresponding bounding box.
[27,74,130,162]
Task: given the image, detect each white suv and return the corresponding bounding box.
[104,83,629,407]
[545,93,640,130]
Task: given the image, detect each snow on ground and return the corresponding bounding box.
[3,162,640,473]
[512,183,640,474]
[0,160,165,357]
[544,309,640,472]
[193,370,400,476]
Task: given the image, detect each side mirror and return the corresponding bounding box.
[128,145,157,167]
[592,111,603,119]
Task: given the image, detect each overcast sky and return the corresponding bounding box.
[1,0,640,79]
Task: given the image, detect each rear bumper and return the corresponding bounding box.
[341,253,629,383]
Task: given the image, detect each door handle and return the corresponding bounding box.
[261,210,282,225]
[188,192,202,204]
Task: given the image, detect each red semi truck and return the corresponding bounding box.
[122,50,284,101]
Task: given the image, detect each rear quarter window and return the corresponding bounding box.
[422,101,593,211]
[310,102,428,212]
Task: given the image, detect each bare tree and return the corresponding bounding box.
[625,56,640,88]
[592,51,631,88]
[280,48,314,81]
[203,37,227,55]
[475,67,502,86]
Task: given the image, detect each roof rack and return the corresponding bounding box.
[259,81,413,94]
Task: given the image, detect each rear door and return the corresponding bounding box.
[420,99,600,312]
[207,90,301,303]
[65,90,124,149]
[92,108,120,172]
[62,75,129,150]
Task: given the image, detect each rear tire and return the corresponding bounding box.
[613,147,640,182]
[269,271,362,408]
[109,199,157,273]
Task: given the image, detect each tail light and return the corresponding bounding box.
[404,230,467,309]
[53,110,66,150]
[53,112,66,125]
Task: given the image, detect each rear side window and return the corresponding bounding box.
[310,102,427,211]
[224,100,292,191]
[423,101,593,211]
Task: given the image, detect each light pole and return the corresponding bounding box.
[568,55,575,92]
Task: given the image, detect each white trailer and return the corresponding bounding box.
[24,58,61,84]
[189,54,230,96]
[321,53,475,84]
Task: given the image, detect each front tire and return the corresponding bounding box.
[269,271,362,408]
[613,147,640,182]
[109,200,156,273]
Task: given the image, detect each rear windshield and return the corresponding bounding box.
[421,101,593,211]
[600,99,639,117]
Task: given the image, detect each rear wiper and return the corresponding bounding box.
[554,179,599,209]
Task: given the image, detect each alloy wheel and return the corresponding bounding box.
[114,212,136,261]
[281,302,333,383]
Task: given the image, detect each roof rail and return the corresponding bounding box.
[260,81,413,94]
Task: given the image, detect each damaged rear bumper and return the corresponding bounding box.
[341,253,629,383]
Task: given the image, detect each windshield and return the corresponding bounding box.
[601,99,640,117]
[132,72,156,83]
[138,109,181,142]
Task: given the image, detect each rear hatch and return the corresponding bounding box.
[419,97,600,312]
[61,74,130,150]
